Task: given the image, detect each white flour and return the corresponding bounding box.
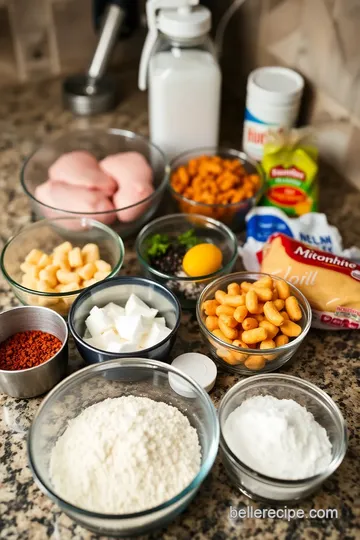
[50,396,201,513]
[223,395,332,480]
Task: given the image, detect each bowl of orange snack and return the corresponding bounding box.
[196,272,311,374]
[169,148,264,231]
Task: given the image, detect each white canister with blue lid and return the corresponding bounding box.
[242,66,304,161]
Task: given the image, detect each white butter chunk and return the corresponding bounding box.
[143,322,172,349]
[102,302,125,321]
[85,306,113,336]
[143,316,166,327]
[115,314,147,343]
[125,294,158,319]
[101,329,125,350]
[106,341,139,353]
[84,336,106,349]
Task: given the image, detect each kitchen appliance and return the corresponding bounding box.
[63,0,139,115]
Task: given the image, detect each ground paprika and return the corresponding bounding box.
[0,330,62,371]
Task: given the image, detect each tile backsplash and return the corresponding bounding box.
[0,0,360,189]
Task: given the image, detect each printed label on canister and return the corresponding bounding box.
[242,109,282,161]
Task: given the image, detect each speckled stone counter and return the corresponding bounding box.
[0,73,359,540]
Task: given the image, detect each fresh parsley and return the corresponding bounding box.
[146,229,199,258]
[178,229,198,249]
[146,234,170,257]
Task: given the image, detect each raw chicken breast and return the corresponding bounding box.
[113,183,154,222]
[99,152,153,190]
[100,152,154,222]
[35,180,116,225]
[49,151,117,196]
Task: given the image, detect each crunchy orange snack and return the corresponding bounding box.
[170,155,260,220]
[202,276,303,370]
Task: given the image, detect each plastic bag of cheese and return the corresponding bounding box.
[260,233,360,330]
[239,207,360,271]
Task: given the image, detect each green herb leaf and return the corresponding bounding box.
[178,229,198,249]
[146,234,170,257]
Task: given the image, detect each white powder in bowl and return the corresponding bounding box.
[50,396,201,513]
[223,395,332,480]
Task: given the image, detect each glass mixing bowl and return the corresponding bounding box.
[1,218,124,317]
[196,272,312,375]
[136,213,238,309]
[218,374,348,503]
[169,148,264,232]
[28,358,219,536]
[21,128,169,238]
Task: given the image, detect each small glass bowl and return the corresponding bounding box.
[218,374,348,503]
[196,272,312,374]
[135,213,238,309]
[21,128,169,238]
[0,218,124,317]
[169,147,264,232]
[28,358,220,536]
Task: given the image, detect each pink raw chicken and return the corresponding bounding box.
[49,151,117,196]
[113,182,154,222]
[99,152,153,190]
[100,152,154,222]
[35,180,116,225]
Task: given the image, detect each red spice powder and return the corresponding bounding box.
[0,330,62,371]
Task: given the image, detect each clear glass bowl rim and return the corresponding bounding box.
[68,275,182,356]
[169,147,265,209]
[27,357,220,520]
[196,271,312,354]
[135,213,239,282]
[218,373,348,486]
[0,217,125,297]
[21,128,170,215]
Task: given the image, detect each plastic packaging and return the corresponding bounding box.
[243,67,304,161]
[260,234,360,330]
[260,129,318,216]
[239,207,360,272]
[139,0,221,159]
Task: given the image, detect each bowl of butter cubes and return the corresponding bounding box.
[68,276,181,364]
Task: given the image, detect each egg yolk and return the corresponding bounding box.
[182,243,223,277]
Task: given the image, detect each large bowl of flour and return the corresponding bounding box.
[27,358,219,536]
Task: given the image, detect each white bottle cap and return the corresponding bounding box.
[158,6,211,39]
[169,353,217,398]
[247,66,304,106]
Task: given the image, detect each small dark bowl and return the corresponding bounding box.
[68,277,181,365]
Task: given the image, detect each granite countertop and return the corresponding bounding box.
[0,72,359,540]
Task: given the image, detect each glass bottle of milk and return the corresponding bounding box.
[139,1,221,160]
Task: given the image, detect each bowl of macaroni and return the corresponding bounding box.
[196,272,312,375]
[1,218,124,316]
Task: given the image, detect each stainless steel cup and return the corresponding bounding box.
[0,306,68,398]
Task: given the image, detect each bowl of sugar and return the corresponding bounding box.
[218,374,347,503]
[28,358,219,536]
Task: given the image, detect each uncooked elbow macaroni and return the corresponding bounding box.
[202,275,304,370]
[20,243,112,314]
